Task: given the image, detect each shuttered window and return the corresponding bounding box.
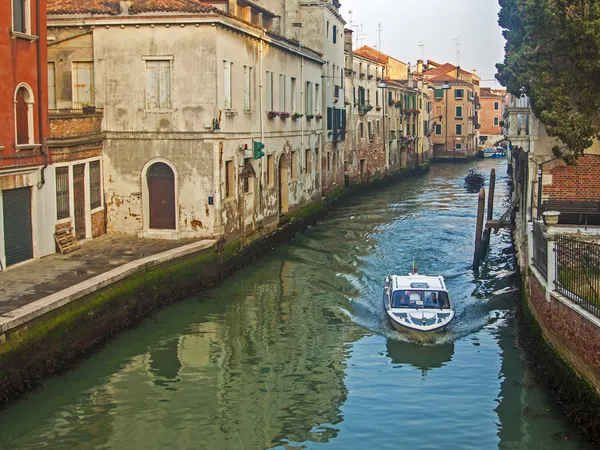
[12,0,25,33]
[48,62,56,109]
[15,87,29,145]
[89,161,101,209]
[146,60,171,110]
[244,66,252,111]
[56,167,70,220]
[72,62,94,108]
[224,61,232,109]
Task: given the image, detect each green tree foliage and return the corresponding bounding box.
[496,0,600,160]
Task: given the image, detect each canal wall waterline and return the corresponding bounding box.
[511,226,600,445]
[0,162,430,407]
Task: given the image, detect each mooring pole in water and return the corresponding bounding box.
[474,187,486,267]
[487,169,496,222]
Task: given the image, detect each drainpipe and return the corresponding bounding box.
[300,52,304,175]
[259,37,264,204]
[536,164,543,220]
[36,0,47,187]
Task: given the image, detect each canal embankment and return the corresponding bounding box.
[0,161,430,407]
[511,218,600,444]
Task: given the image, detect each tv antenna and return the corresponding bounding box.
[453,39,461,67]
[377,22,382,55]
[417,41,424,60]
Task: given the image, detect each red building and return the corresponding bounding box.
[0,0,55,268]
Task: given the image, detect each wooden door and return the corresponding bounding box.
[148,163,176,229]
[73,164,86,239]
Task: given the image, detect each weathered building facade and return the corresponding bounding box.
[48,1,325,241]
[479,87,506,147]
[46,29,106,240]
[0,0,55,268]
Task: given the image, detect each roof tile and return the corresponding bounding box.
[48,0,220,15]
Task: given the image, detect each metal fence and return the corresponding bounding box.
[532,221,548,280]
[555,236,600,318]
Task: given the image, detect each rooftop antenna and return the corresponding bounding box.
[357,24,366,48]
[417,41,424,60]
[377,22,382,55]
[453,39,461,67]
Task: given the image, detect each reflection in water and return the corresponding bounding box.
[0,160,593,450]
[386,339,455,376]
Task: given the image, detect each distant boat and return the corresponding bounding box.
[483,147,506,158]
[465,169,484,186]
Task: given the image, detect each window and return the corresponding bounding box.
[456,124,463,135]
[244,66,252,111]
[435,105,442,117]
[376,91,379,107]
[494,117,499,126]
[146,60,171,109]
[243,176,252,194]
[14,84,36,146]
[279,74,286,112]
[72,62,94,109]
[456,143,462,150]
[56,167,70,220]
[267,154,274,184]
[48,62,56,109]
[225,160,234,198]
[291,151,297,179]
[305,81,313,114]
[333,25,337,43]
[326,21,330,39]
[327,107,333,131]
[327,152,330,172]
[223,61,232,109]
[291,77,297,112]
[315,84,320,114]
[89,161,102,209]
[368,121,372,140]
[359,122,364,138]
[305,149,311,175]
[12,0,27,34]
[376,120,380,135]
[455,106,462,118]
[494,101,499,111]
[266,71,274,111]
[454,89,464,99]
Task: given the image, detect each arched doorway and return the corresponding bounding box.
[278,155,289,215]
[147,162,176,229]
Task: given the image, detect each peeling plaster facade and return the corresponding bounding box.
[48,7,325,240]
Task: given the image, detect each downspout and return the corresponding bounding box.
[300,51,304,176]
[536,164,543,220]
[36,0,47,187]
[259,37,264,204]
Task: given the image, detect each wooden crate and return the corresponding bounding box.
[54,227,80,254]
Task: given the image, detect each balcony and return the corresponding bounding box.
[358,103,373,114]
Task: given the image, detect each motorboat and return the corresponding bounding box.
[483,147,506,158]
[465,169,484,186]
[383,272,455,335]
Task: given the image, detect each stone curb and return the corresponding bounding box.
[0,239,216,335]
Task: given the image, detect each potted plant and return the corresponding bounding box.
[267,111,280,119]
[499,120,505,128]
[315,114,323,120]
[292,112,303,120]
[280,112,291,119]
[306,113,315,120]
[81,86,97,114]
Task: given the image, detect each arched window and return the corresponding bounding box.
[14,84,34,146]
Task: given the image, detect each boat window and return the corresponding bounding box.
[392,290,450,309]
[423,291,451,309]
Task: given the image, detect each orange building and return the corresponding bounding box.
[478,87,506,147]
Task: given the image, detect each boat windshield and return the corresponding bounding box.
[391,290,450,309]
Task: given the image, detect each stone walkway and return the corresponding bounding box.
[0,235,201,315]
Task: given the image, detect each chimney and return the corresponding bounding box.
[408,73,414,89]
[344,28,353,53]
[416,59,423,74]
[119,1,132,15]
[473,69,477,76]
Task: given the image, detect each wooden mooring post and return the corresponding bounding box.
[473,169,496,269]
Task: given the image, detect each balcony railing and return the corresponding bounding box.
[532,221,548,281]
[358,103,373,114]
[542,199,600,229]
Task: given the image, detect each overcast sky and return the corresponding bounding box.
[341,0,506,88]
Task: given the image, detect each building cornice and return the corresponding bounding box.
[47,15,324,63]
[299,2,346,25]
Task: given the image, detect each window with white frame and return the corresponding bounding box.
[305,81,313,114]
[456,124,463,135]
[494,101,499,111]
[224,60,233,109]
[15,84,33,145]
[89,160,102,209]
[56,166,70,220]
[279,74,286,112]
[244,65,252,111]
[494,117,499,126]
[291,77,297,113]
[266,71,274,111]
[72,62,94,109]
[48,62,56,109]
[145,59,171,110]
[315,84,320,114]
[455,105,462,118]
[12,0,29,34]
[456,143,463,150]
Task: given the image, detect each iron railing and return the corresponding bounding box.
[541,199,600,229]
[532,221,548,281]
[555,236,600,318]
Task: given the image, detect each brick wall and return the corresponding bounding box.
[92,210,105,238]
[528,275,600,388]
[49,115,103,139]
[544,155,600,199]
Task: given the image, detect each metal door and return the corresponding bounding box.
[73,164,86,239]
[3,188,33,266]
[148,163,176,229]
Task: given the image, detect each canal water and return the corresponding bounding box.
[0,160,593,449]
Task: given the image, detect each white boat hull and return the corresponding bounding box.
[386,309,455,334]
